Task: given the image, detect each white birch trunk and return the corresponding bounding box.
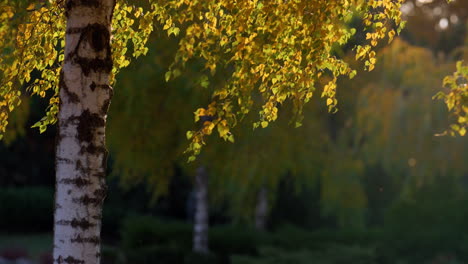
[193,166,209,254]
[54,1,115,263]
[255,186,268,231]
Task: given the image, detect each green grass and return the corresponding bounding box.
[0,233,52,260]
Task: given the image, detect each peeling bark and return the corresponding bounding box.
[54,1,115,263]
[193,166,209,254]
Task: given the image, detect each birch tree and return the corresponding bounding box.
[0,1,153,263]
[53,1,114,263]
[0,1,405,264]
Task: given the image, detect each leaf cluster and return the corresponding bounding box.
[435,61,468,136]
[151,0,405,160]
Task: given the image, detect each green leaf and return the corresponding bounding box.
[200,75,209,88]
[168,27,180,36]
[186,131,193,139]
[165,71,171,82]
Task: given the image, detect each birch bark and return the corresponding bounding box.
[54,1,115,263]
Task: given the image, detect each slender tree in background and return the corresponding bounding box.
[254,186,268,231]
[193,166,210,254]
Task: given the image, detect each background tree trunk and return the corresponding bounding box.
[255,186,268,231]
[54,1,115,263]
[193,166,209,254]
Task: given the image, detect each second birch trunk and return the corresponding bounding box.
[193,166,209,254]
[255,186,268,231]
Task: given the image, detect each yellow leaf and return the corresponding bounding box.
[459,127,466,136]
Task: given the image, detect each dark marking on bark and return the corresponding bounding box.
[94,187,106,200]
[65,23,112,76]
[96,252,101,258]
[101,84,113,115]
[90,82,96,91]
[59,177,91,187]
[101,148,109,169]
[98,84,111,90]
[92,211,102,220]
[64,256,85,264]
[57,157,73,164]
[67,190,72,195]
[94,183,107,205]
[94,83,112,92]
[89,23,109,52]
[71,235,100,245]
[66,27,83,34]
[59,71,79,103]
[76,110,105,142]
[101,99,110,115]
[93,173,106,180]
[80,145,106,158]
[73,56,113,76]
[73,194,100,206]
[75,160,86,174]
[55,203,62,209]
[56,218,95,230]
[56,255,85,264]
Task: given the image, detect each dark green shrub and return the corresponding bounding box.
[184,252,218,264]
[209,225,263,256]
[120,215,192,250]
[101,245,125,264]
[266,225,318,250]
[266,225,381,251]
[0,187,53,232]
[231,245,377,264]
[121,215,272,263]
[382,189,468,263]
[102,205,128,240]
[309,228,383,247]
[124,244,186,264]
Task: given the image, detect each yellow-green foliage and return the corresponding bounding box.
[152,0,405,159]
[0,0,156,137]
[107,33,212,195]
[0,0,65,137]
[435,61,468,136]
[1,0,405,159]
[204,101,328,221]
[352,39,468,187]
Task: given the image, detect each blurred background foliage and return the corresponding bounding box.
[1,0,468,264]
